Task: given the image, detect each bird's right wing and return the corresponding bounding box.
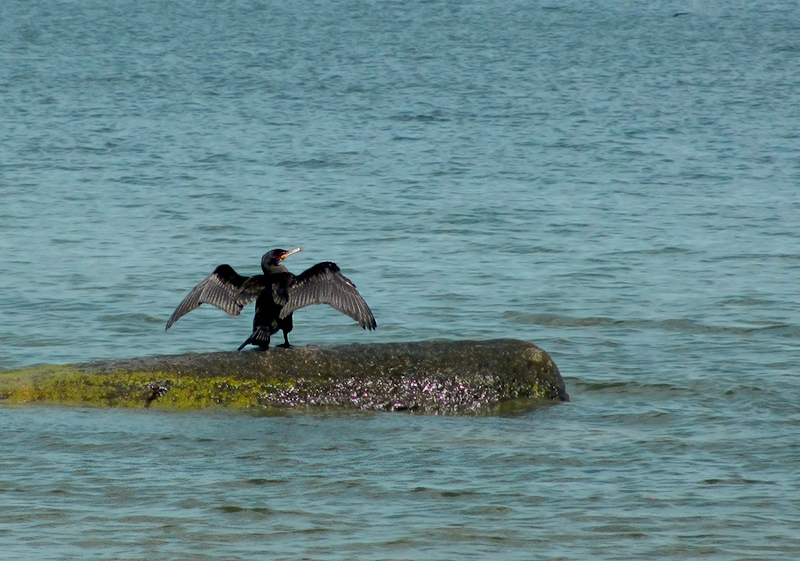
[165,265,265,330]
[279,262,377,330]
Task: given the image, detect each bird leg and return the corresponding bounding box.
[277,330,292,348]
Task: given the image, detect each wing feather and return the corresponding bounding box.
[165,265,266,330]
[279,262,377,330]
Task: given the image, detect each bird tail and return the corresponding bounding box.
[237,327,271,351]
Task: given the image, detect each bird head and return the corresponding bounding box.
[261,247,301,270]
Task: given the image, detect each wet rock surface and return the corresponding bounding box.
[0,339,568,413]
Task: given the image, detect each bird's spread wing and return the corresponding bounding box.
[165,265,265,330]
[279,262,377,330]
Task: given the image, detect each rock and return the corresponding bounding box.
[0,339,568,413]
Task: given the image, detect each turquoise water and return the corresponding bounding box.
[2,0,800,558]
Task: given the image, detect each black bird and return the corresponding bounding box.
[165,248,376,350]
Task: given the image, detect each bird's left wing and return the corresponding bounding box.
[279,262,377,330]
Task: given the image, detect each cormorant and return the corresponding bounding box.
[165,248,376,350]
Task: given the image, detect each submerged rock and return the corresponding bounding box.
[0,339,568,413]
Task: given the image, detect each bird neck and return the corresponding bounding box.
[261,264,288,275]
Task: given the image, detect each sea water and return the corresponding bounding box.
[1,1,799,558]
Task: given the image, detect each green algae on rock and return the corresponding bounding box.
[0,339,568,412]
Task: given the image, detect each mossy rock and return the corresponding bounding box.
[0,339,568,413]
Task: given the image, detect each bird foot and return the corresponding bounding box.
[277,342,293,349]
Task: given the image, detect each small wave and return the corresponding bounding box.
[719,297,776,307]
[99,313,164,325]
[568,378,698,402]
[709,252,800,262]
[216,505,275,516]
[701,477,775,486]
[503,312,621,328]
[245,478,286,486]
[111,175,169,186]
[608,246,694,256]
[459,505,513,516]
[655,319,799,336]
[197,153,233,164]
[389,112,449,123]
[504,311,800,337]
[277,158,350,169]
[198,224,238,233]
